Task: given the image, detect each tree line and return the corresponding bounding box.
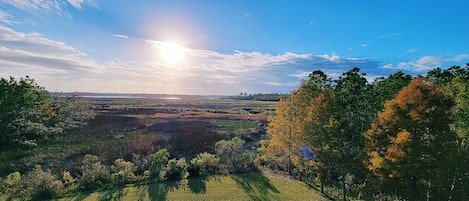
[259,65,468,200]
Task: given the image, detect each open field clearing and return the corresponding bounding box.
[57,171,328,201]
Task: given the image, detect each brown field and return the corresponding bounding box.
[0,97,276,176]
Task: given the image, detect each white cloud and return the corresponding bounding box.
[0,10,17,24]
[407,48,417,53]
[114,34,128,39]
[0,26,383,95]
[0,25,100,72]
[361,43,368,47]
[382,54,469,72]
[0,0,98,16]
[378,33,403,39]
[265,81,298,87]
[318,53,341,61]
[67,0,97,9]
[289,70,310,79]
[0,0,63,12]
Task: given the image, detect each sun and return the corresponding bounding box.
[157,42,187,64]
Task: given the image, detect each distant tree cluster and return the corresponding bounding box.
[231,93,287,101]
[260,65,469,200]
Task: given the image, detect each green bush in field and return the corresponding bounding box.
[0,171,22,198]
[150,149,170,180]
[79,154,111,191]
[164,158,188,180]
[196,152,221,174]
[187,157,202,177]
[24,165,63,200]
[0,166,63,200]
[111,158,136,185]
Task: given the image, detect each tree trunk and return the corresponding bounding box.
[342,174,347,201]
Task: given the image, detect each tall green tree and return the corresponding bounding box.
[330,67,372,200]
[371,71,412,111]
[427,65,469,200]
[0,76,93,150]
[0,76,56,149]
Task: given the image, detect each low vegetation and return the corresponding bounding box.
[1,64,468,200]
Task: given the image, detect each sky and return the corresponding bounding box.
[0,0,468,95]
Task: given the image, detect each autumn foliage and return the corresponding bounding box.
[264,66,469,200]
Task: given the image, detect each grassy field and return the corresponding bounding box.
[57,171,329,201]
[0,98,275,176]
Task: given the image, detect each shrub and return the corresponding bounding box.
[196,152,221,174]
[23,165,63,200]
[236,151,257,172]
[79,154,111,191]
[111,158,136,185]
[62,171,76,187]
[131,153,152,175]
[187,157,202,177]
[164,158,188,180]
[0,171,22,197]
[150,149,170,180]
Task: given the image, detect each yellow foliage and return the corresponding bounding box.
[395,130,411,144]
[368,151,384,170]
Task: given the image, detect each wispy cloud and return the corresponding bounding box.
[67,0,97,9]
[0,26,385,95]
[114,34,128,39]
[289,70,310,79]
[0,0,62,12]
[407,48,417,53]
[0,0,98,16]
[378,33,403,39]
[317,53,340,61]
[0,10,17,24]
[382,54,469,72]
[0,25,100,72]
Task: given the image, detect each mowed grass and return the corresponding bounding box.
[57,171,328,201]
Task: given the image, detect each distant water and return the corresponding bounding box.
[80,95,147,99]
[80,95,183,99]
[160,97,182,100]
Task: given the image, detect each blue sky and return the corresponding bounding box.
[1,0,468,95]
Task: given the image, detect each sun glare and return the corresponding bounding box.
[157,42,187,64]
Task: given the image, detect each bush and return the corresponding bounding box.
[196,152,221,174]
[79,154,111,191]
[24,165,63,200]
[111,158,136,185]
[236,151,257,172]
[164,158,188,180]
[0,167,64,200]
[131,153,152,175]
[187,157,202,177]
[62,171,76,187]
[150,149,170,180]
[0,171,22,198]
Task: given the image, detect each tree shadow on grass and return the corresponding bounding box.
[98,187,127,201]
[231,172,280,201]
[187,174,208,194]
[147,180,180,201]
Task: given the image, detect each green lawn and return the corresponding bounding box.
[57,171,329,201]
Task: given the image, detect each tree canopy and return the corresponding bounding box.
[263,66,468,200]
[0,76,93,150]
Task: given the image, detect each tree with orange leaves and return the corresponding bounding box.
[365,77,458,200]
